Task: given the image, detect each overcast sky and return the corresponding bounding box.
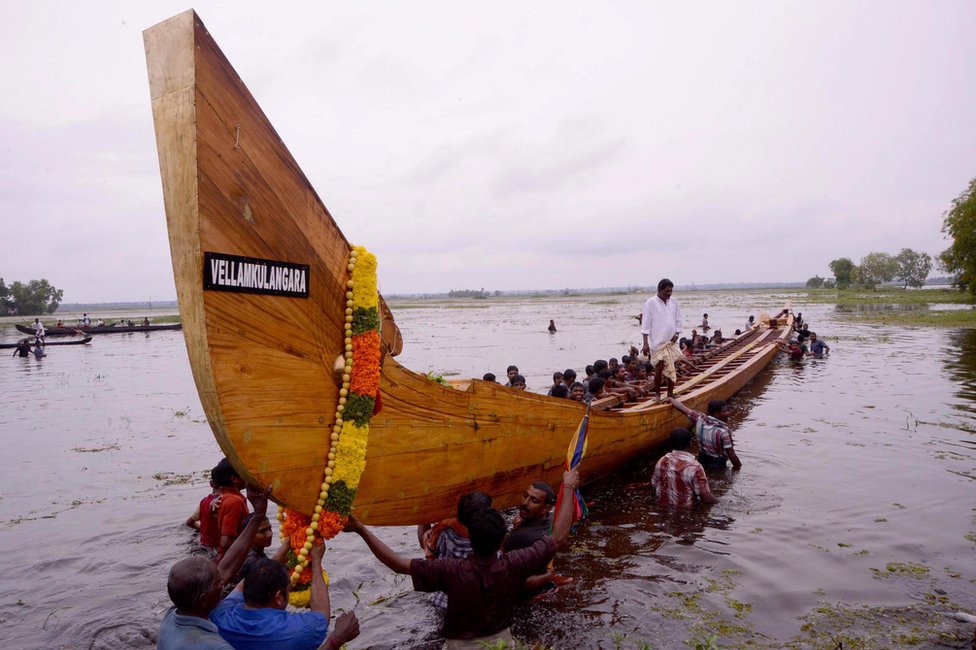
[2,2,974,302]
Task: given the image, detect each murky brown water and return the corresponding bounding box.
[1,293,974,649]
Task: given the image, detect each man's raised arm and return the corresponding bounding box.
[344,516,412,575]
[550,469,581,548]
[216,485,271,586]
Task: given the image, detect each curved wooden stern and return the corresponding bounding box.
[145,11,791,525]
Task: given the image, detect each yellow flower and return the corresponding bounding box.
[287,570,329,608]
[351,247,378,309]
[333,421,368,489]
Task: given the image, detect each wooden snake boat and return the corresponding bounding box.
[144,10,793,525]
[16,323,182,336]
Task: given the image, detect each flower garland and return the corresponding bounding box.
[276,245,382,603]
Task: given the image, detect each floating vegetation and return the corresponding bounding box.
[151,471,198,486]
[870,562,930,578]
[72,443,120,453]
[792,601,972,649]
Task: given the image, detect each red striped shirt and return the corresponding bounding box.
[652,450,711,508]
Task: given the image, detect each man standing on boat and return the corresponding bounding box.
[640,278,683,400]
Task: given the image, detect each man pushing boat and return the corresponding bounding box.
[640,278,683,400]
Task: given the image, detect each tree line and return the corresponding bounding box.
[808,175,976,295]
[0,278,64,315]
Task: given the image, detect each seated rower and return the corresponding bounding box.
[546,372,564,396]
[560,369,578,393]
[584,376,607,403]
[550,384,569,398]
[568,382,586,402]
[344,469,580,649]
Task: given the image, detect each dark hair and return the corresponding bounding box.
[569,381,585,392]
[563,369,577,381]
[468,507,507,557]
[167,557,218,611]
[482,372,496,382]
[531,480,556,505]
[457,491,492,527]
[585,365,595,376]
[703,313,708,318]
[588,376,605,395]
[707,400,725,416]
[212,458,239,488]
[506,365,518,373]
[669,427,693,450]
[621,355,631,364]
[243,557,290,606]
[734,329,742,335]
[550,384,569,398]
[593,359,608,373]
[241,512,270,531]
[512,374,526,385]
[797,334,806,343]
[658,278,674,292]
[552,371,563,381]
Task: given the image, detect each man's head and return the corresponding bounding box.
[562,369,577,384]
[810,332,818,342]
[657,278,674,301]
[552,371,563,385]
[468,507,507,558]
[483,372,496,382]
[167,556,222,616]
[585,364,595,378]
[511,375,526,390]
[569,382,585,401]
[608,358,619,371]
[669,427,693,451]
[520,481,555,521]
[636,364,649,380]
[242,513,273,549]
[212,458,242,489]
[707,399,729,420]
[748,315,755,323]
[506,365,519,380]
[243,558,291,609]
[457,490,492,527]
[550,384,569,398]
[703,313,708,319]
[588,376,606,397]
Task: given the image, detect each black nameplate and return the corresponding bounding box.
[203,252,309,298]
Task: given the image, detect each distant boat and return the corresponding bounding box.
[1,334,92,349]
[15,323,182,336]
[145,10,794,525]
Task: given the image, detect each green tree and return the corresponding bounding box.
[9,279,64,315]
[894,248,932,289]
[828,258,856,289]
[805,275,825,288]
[939,176,976,296]
[856,252,899,289]
[0,278,11,315]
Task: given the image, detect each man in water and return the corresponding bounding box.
[668,398,742,471]
[343,469,579,648]
[640,278,683,400]
[504,481,555,553]
[652,428,718,508]
[809,332,830,356]
[12,339,31,357]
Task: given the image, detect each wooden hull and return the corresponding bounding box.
[144,11,792,525]
[0,335,92,349]
[16,324,182,336]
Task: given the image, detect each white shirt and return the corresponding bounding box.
[641,294,682,350]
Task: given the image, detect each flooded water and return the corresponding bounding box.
[1,292,974,649]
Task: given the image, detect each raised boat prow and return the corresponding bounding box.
[145,10,792,525]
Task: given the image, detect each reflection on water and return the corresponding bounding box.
[1,294,975,649]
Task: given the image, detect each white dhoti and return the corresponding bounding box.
[651,341,683,383]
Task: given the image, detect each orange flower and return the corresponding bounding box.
[350,330,381,396]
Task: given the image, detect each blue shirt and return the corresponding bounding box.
[210,591,328,650]
[158,607,234,650]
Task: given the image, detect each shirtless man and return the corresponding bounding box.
[640,279,683,400]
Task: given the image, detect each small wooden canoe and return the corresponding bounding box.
[0,334,92,349]
[144,11,793,525]
[16,323,182,336]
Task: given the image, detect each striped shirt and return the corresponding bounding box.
[688,411,733,461]
[652,450,710,508]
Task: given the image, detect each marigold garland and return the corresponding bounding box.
[276,245,381,605]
